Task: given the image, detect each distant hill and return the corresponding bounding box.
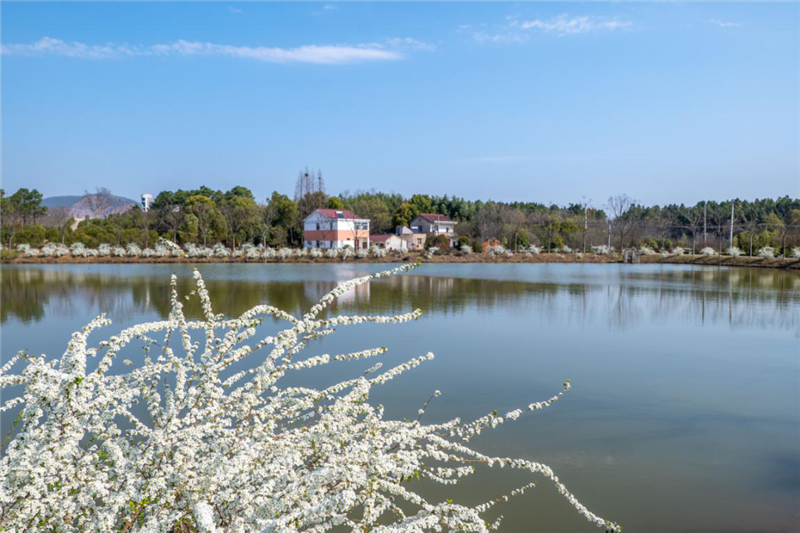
[43,194,138,219]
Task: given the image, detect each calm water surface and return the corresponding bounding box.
[1,263,798,532]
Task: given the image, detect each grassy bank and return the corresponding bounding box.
[3,251,799,269]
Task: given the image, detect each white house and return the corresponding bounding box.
[395,226,427,251]
[303,209,370,249]
[408,214,458,247]
[371,234,406,251]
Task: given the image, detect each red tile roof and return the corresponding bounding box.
[313,208,361,220]
[370,234,396,242]
[418,213,452,223]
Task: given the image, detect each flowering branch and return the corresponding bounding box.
[0,262,620,532]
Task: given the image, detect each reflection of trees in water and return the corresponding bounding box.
[2,267,798,332]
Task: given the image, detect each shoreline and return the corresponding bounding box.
[3,253,799,270]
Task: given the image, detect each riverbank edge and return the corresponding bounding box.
[3,253,799,269]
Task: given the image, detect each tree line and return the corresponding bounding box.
[2,177,799,256]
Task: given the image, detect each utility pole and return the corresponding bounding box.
[729,203,735,251]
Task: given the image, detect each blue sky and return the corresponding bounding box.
[1,2,798,206]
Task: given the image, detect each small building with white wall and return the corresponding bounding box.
[371,234,406,251]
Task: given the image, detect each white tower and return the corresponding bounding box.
[141,193,154,212]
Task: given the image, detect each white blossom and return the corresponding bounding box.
[758,246,775,258]
[638,245,656,256]
[591,245,614,255]
[0,262,619,533]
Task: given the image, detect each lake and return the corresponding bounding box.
[1,263,798,532]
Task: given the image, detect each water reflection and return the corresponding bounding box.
[2,265,798,333]
[1,264,798,533]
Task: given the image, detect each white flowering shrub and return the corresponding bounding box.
[245,246,262,260]
[0,264,619,532]
[341,247,354,260]
[670,247,685,256]
[277,247,293,260]
[85,248,99,257]
[112,246,128,257]
[141,248,156,258]
[487,245,506,256]
[98,244,112,257]
[758,246,775,258]
[591,245,614,255]
[127,243,143,257]
[24,247,41,257]
[560,245,573,254]
[727,247,743,257]
[521,245,541,255]
[71,247,89,258]
[40,243,58,257]
[428,246,440,255]
[792,247,800,259]
[310,248,323,259]
[576,252,583,259]
[638,246,656,256]
[154,244,172,258]
[700,247,717,257]
[294,248,308,258]
[356,248,369,259]
[325,248,339,259]
[186,245,213,258]
[460,244,473,254]
[70,242,88,257]
[262,248,277,260]
[16,243,30,253]
[371,246,388,259]
[212,243,231,258]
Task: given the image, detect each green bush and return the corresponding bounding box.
[1,249,18,260]
[425,234,450,250]
[14,224,47,247]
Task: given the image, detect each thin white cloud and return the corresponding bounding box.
[520,15,632,36]
[149,40,402,64]
[0,36,429,64]
[323,4,338,11]
[709,19,744,28]
[472,31,527,45]
[0,37,137,59]
[470,14,633,43]
[384,37,436,52]
[229,6,243,15]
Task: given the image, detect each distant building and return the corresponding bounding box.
[141,193,154,212]
[408,213,458,247]
[395,226,426,251]
[303,209,370,249]
[371,234,406,251]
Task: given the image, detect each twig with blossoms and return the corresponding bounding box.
[0,260,620,532]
